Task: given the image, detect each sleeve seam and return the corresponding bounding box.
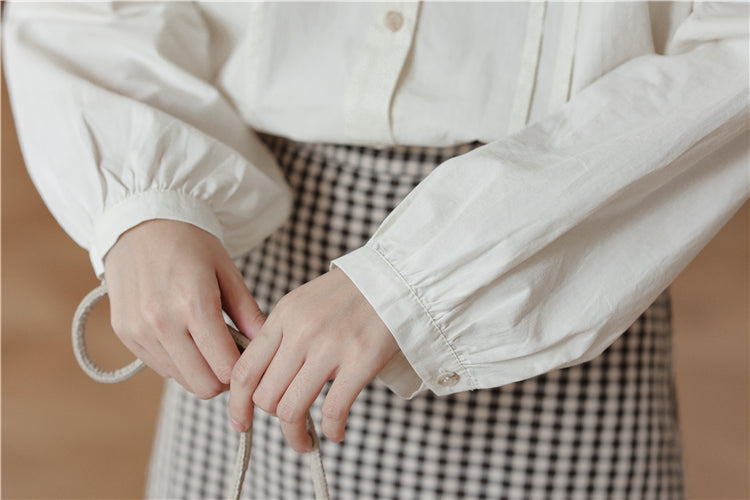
[89,189,224,278]
[366,244,479,390]
[101,188,215,215]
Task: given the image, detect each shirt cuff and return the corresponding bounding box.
[89,190,224,278]
[332,244,476,397]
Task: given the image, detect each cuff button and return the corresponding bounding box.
[437,371,460,387]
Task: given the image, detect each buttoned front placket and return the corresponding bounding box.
[344,2,421,146]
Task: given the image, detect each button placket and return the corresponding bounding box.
[343,2,420,144]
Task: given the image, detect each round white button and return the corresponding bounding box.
[385,11,404,32]
[437,371,460,387]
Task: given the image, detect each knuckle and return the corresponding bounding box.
[195,379,223,400]
[297,322,319,343]
[321,399,347,423]
[231,360,258,387]
[321,418,344,443]
[276,400,305,424]
[129,327,151,346]
[186,291,221,323]
[141,299,168,331]
[283,315,319,345]
[214,363,233,385]
[178,292,200,321]
[290,440,311,454]
[119,318,150,345]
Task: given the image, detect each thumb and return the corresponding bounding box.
[216,261,266,340]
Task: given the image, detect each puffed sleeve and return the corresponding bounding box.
[3,2,292,277]
[334,2,749,397]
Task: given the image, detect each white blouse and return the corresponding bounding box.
[4,2,748,397]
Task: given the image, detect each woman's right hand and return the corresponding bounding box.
[103,219,266,399]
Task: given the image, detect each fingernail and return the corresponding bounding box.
[230,417,245,433]
[302,437,313,453]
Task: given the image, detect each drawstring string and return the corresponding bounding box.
[72,284,145,383]
[71,283,330,500]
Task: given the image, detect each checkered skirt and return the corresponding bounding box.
[146,135,684,499]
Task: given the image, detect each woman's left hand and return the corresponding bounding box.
[228,267,400,452]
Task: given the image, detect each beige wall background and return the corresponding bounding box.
[2,70,748,498]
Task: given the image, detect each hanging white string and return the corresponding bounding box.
[71,283,330,500]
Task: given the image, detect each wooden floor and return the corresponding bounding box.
[2,75,748,499]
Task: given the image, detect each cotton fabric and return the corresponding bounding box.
[4,2,748,397]
[147,135,683,499]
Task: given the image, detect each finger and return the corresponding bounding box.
[230,401,253,434]
[217,261,266,339]
[165,328,227,400]
[321,363,375,443]
[252,340,307,415]
[188,302,241,385]
[228,324,282,431]
[120,336,192,389]
[119,337,169,378]
[279,415,315,454]
[277,362,331,453]
[151,349,192,389]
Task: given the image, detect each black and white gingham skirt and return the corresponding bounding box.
[146,136,684,499]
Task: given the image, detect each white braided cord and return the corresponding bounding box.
[71,284,329,500]
[307,412,331,500]
[71,283,145,383]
